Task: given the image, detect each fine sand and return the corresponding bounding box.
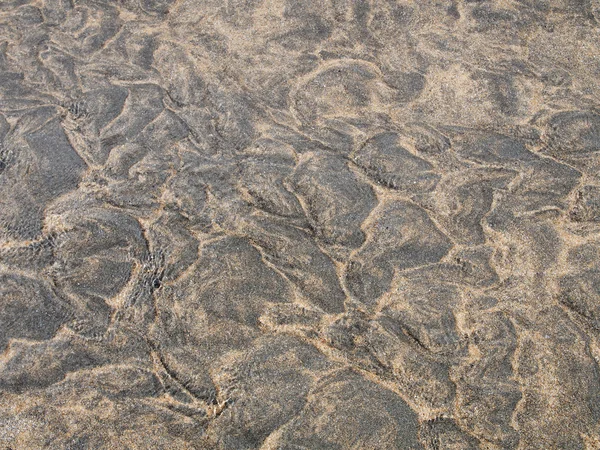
[1,1,600,448]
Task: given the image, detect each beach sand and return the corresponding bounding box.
[1,0,600,448]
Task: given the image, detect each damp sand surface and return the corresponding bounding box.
[1,1,600,449]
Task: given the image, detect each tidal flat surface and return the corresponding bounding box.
[1,1,600,448]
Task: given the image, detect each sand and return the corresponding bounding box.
[1,0,600,448]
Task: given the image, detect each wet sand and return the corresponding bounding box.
[1,0,600,448]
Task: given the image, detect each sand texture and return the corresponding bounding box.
[1,0,600,448]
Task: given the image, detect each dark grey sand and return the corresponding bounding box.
[1,1,600,448]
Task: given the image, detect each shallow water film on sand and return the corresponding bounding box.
[1,0,600,448]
